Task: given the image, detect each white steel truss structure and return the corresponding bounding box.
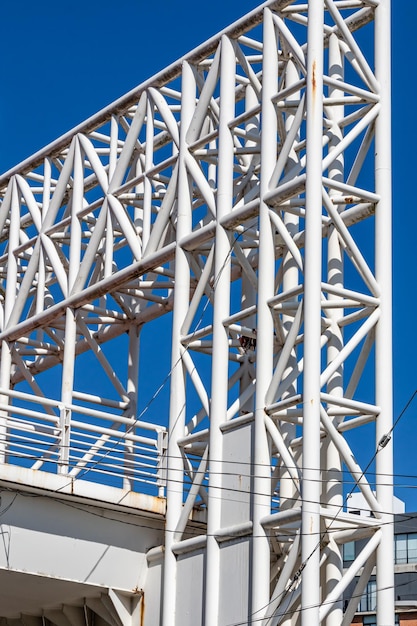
[0,1,392,624]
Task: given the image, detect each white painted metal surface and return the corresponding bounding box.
[0,484,163,626]
[0,1,392,624]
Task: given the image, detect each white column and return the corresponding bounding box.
[251,7,277,621]
[59,308,76,474]
[124,326,140,490]
[239,83,258,411]
[162,60,194,626]
[204,35,235,626]
[324,31,344,626]
[59,138,84,474]
[301,1,324,624]
[375,0,394,623]
[280,58,300,514]
[36,157,51,332]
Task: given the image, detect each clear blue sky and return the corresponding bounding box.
[1,1,416,509]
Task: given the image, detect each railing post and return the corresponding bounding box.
[59,308,77,475]
[58,404,71,475]
[125,326,140,490]
[157,429,168,498]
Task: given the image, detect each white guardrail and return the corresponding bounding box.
[0,387,167,497]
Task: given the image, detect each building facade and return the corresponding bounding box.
[345,495,417,625]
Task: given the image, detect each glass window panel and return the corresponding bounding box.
[343,541,355,562]
[359,580,377,612]
[407,534,417,562]
[369,580,377,611]
[395,534,407,564]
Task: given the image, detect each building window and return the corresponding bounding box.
[343,541,355,562]
[395,532,417,564]
[359,580,376,612]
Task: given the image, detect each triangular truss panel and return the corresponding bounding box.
[0,1,392,624]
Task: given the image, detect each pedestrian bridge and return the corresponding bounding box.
[0,441,168,626]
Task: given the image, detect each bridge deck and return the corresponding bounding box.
[0,466,168,624]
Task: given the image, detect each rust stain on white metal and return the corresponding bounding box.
[312,59,317,95]
[140,592,145,626]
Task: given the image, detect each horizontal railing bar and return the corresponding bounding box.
[68,453,158,473]
[0,403,60,424]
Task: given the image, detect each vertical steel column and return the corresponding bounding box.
[36,158,51,327]
[143,98,154,251]
[104,115,118,280]
[240,83,258,412]
[280,61,301,626]
[204,35,235,626]
[124,327,140,490]
[59,309,76,474]
[301,1,324,623]
[109,112,140,491]
[374,0,394,623]
[280,59,300,514]
[59,138,84,474]
[252,7,277,621]
[323,31,344,626]
[104,118,117,282]
[162,60,194,626]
